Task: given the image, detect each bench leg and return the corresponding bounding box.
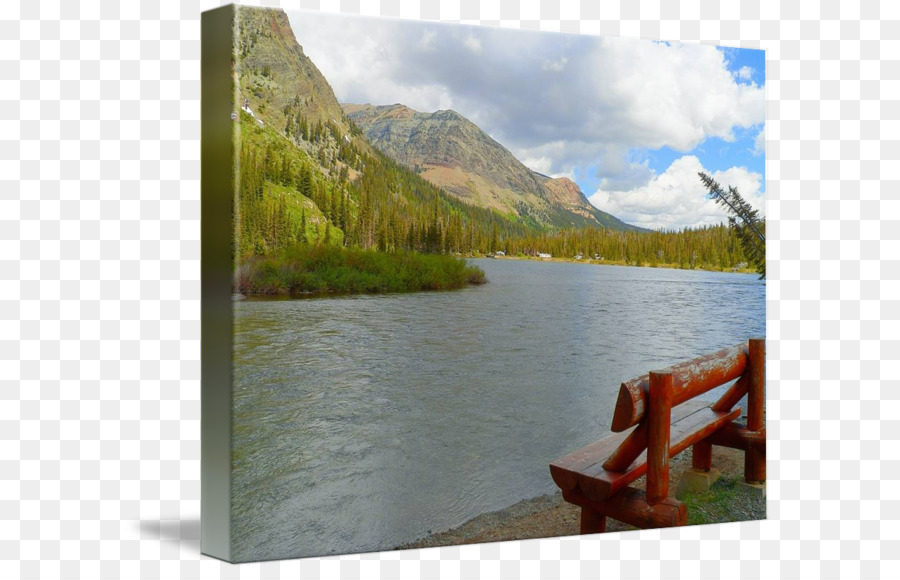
[580,509,607,534]
[744,445,765,483]
[745,337,765,485]
[692,440,712,471]
[566,487,686,532]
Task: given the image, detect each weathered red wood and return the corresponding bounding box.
[711,375,748,413]
[706,422,765,452]
[551,340,766,532]
[563,487,687,531]
[612,376,649,433]
[566,406,741,502]
[745,338,765,483]
[746,338,765,431]
[646,371,673,505]
[610,343,749,432]
[550,400,709,492]
[602,422,647,472]
[550,429,635,491]
[745,445,765,483]
[692,440,712,471]
[580,507,606,534]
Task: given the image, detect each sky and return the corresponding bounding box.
[286,10,765,231]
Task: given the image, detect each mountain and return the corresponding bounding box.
[231,6,642,264]
[236,7,349,137]
[344,103,642,231]
[231,6,537,258]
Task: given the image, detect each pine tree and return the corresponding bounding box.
[299,208,307,243]
[699,172,765,279]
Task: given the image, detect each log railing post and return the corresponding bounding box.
[744,338,765,483]
[692,440,712,472]
[646,371,673,505]
[580,509,607,534]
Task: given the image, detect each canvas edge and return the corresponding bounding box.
[200,3,235,563]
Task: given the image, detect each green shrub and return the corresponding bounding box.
[236,246,487,297]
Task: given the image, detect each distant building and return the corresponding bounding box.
[574,254,582,260]
[538,252,552,259]
[495,251,505,256]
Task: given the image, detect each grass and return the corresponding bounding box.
[680,475,766,526]
[235,245,487,296]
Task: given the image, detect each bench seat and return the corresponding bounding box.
[550,400,741,502]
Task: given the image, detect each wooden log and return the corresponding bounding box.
[563,487,687,531]
[574,406,741,502]
[611,343,749,432]
[549,428,636,492]
[646,371,673,505]
[711,375,748,413]
[745,445,765,483]
[602,422,647,472]
[580,508,607,534]
[746,338,765,431]
[692,439,712,472]
[550,400,711,492]
[745,338,765,483]
[706,422,765,452]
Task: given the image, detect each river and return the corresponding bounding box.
[230,258,765,561]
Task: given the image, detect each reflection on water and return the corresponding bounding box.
[231,259,765,561]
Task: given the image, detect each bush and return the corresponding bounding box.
[235,246,487,297]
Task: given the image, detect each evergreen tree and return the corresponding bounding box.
[699,172,765,278]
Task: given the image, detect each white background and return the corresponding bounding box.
[2,0,897,578]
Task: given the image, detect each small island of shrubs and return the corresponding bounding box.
[235,245,487,297]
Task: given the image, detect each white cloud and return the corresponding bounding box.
[542,57,568,72]
[418,29,436,50]
[519,155,554,175]
[588,155,764,231]
[286,12,765,179]
[284,11,765,224]
[753,126,765,156]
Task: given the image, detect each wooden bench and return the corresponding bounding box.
[549,338,765,533]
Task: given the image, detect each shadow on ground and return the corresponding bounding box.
[139,519,201,553]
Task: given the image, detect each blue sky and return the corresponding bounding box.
[287,11,766,230]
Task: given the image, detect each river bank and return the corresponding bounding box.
[484,254,757,275]
[396,446,765,550]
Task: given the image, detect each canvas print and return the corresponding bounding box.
[202,5,765,563]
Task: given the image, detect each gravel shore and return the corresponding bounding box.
[396,446,765,550]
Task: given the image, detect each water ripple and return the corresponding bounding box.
[231,259,764,560]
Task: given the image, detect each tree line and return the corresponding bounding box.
[235,109,531,261]
[234,109,760,273]
[496,224,753,271]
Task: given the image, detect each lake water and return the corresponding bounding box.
[231,258,765,561]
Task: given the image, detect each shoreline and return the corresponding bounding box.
[477,254,758,276]
[395,446,764,550]
[233,278,487,300]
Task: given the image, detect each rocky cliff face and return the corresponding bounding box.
[235,6,640,233]
[236,7,351,137]
[345,104,641,231]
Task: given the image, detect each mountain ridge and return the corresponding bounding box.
[344,103,643,231]
[232,4,643,266]
[232,6,543,258]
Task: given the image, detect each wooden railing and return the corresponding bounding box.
[549,338,766,532]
